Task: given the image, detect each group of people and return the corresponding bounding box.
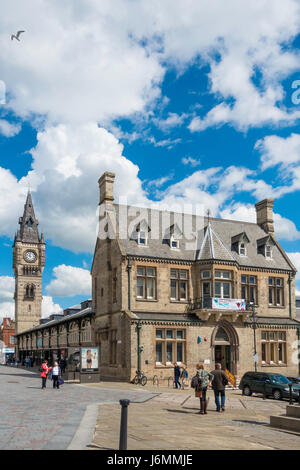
[174,362,228,414]
[173,363,189,389]
[40,360,64,390]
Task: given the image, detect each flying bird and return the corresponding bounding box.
[11,30,25,41]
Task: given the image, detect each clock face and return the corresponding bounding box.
[24,250,37,263]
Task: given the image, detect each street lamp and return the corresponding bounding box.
[249,302,258,372]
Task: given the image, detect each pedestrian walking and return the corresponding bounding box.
[51,361,61,389]
[210,363,228,412]
[25,356,30,368]
[59,358,66,375]
[180,366,189,389]
[40,360,52,390]
[174,362,181,389]
[196,364,213,414]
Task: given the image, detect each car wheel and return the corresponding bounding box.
[273,389,282,400]
[243,385,252,396]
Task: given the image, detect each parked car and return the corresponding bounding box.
[239,371,300,400]
[287,377,300,385]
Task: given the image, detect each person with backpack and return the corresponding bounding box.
[210,363,228,412]
[40,360,52,390]
[195,363,213,415]
[51,361,62,389]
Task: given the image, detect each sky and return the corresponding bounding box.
[1,0,300,319]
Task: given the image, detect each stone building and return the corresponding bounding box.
[91,172,300,382]
[13,190,45,334]
[0,317,15,348]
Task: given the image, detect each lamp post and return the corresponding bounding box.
[250,302,258,372]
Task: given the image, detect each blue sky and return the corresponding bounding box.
[0,1,300,317]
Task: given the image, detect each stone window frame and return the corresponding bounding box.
[268,277,284,307]
[170,268,189,302]
[241,274,258,305]
[261,330,287,365]
[214,270,233,299]
[136,266,157,300]
[155,327,186,366]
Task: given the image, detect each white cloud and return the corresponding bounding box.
[256,133,300,171]
[220,203,300,241]
[46,264,91,298]
[286,253,300,280]
[0,1,299,131]
[181,157,201,167]
[0,120,21,137]
[153,113,187,132]
[0,275,62,319]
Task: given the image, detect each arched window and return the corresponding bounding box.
[215,327,229,342]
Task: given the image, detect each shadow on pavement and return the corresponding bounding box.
[166,408,196,415]
[232,419,269,426]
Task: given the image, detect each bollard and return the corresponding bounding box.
[288,383,293,405]
[263,382,266,400]
[119,399,130,450]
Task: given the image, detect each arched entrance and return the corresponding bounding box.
[211,320,239,375]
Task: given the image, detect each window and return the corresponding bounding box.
[155,328,186,365]
[170,236,179,249]
[241,275,257,304]
[265,245,272,258]
[201,271,211,279]
[112,268,117,303]
[261,331,286,365]
[239,242,247,256]
[137,266,156,300]
[138,231,147,245]
[214,272,232,298]
[170,269,189,301]
[268,277,284,306]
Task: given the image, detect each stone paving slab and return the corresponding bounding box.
[92,397,300,451]
[0,366,157,450]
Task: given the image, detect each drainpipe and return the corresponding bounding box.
[288,273,293,320]
[126,258,132,311]
[137,321,142,375]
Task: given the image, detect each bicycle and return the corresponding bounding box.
[133,370,147,386]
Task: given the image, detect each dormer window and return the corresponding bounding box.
[257,236,274,259]
[170,235,179,249]
[265,245,272,258]
[231,232,249,255]
[239,242,246,256]
[133,219,151,246]
[138,231,147,245]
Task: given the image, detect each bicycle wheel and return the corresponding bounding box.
[133,375,140,385]
[141,375,147,386]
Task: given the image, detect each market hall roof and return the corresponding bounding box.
[110,204,295,271]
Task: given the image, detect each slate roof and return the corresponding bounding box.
[14,307,95,336]
[244,317,300,327]
[14,190,44,244]
[132,312,203,323]
[112,204,295,271]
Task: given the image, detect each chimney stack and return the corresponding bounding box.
[255,198,274,233]
[98,172,115,205]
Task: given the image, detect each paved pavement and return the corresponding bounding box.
[92,389,300,450]
[0,366,157,450]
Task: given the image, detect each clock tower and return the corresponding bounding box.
[13,191,45,334]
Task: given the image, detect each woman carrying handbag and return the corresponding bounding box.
[196,363,213,415]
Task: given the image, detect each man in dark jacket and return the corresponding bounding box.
[174,363,181,389]
[210,363,228,412]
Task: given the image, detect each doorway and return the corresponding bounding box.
[215,345,231,371]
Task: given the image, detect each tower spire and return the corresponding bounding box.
[18,190,40,243]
